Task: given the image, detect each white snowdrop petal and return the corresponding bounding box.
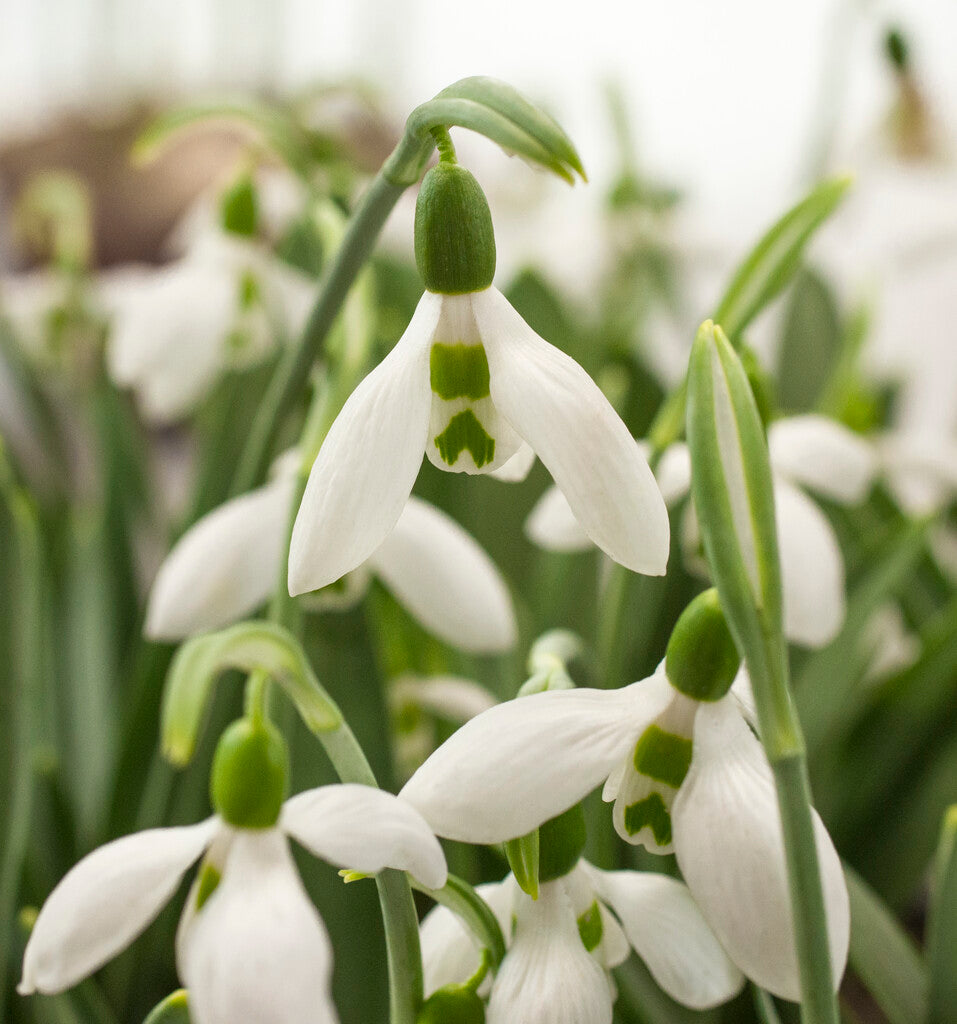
[19,819,217,995]
[475,287,670,576]
[392,674,498,723]
[487,881,612,1024]
[288,293,439,594]
[281,784,447,889]
[525,485,591,552]
[490,442,537,482]
[768,415,877,505]
[775,478,846,648]
[145,475,295,640]
[589,868,745,1009]
[672,698,850,1001]
[729,667,758,728]
[179,831,338,1024]
[368,497,517,653]
[656,442,693,506]
[400,675,674,844]
[880,432,957,514]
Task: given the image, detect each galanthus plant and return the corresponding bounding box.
[5,67,954,1024]
[401,590,851,1000]
[288,150,670,595]
[20,718,446,1024]
[527,413,877,648]
[145,451,517,653]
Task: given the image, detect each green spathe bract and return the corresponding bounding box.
[211,718,289,829]
[666,589,741,702]
[415,163,496,294]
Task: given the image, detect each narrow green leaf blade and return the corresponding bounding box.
[715,176,851,340]
[928,805,957,1024]
[844,865,928,1024]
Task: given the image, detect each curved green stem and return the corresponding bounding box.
[229,133,434,497]
[412,874,508,969]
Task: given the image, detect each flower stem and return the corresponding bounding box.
[229,132,433,497]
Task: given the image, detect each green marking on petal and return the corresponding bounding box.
[633,724,693,788]
[624,792,673,845]
[577,900,604,952]
[195,861,222,910]
[430,343,491,400]
[434,409,495,467]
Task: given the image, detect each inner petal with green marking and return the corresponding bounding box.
[577,900,604,952]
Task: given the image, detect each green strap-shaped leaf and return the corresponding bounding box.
[844,865,928,1024]
[714,176,851,340]
[143,990,191,1024]
[161,621,341,766]
[132,99,338,178]
[928,805,957,1024]
[398,77,585,186]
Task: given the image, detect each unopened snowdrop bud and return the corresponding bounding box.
[210,719,289,829]
[538,803,587,883]
[665,589,740,702]
[415,162,496,295]
[219,172,258,238]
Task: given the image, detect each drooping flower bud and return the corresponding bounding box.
[414,163,496,295]
[210,718,289,828]
[665,589,741,702]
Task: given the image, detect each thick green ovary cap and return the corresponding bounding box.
[538,802,587,883]
[417,986,485,1024]
[211,718,289,829]
[665,588,741,701]
[415,163,496,294]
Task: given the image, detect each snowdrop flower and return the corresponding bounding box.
[145,453,516,654]
[401,592,850,1001]
[102,230,314,424]
[20,718,446,1024]
[528,414,877,647]
[288,160,669,595]
[422,862,743,1019]
[877,430,957,515]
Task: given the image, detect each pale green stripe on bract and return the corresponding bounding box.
[710,344,762,604]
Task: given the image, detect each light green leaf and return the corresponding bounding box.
[161,621,341,766]
[928,805,957,1024]
[844,865,928,1024]
[715,176,851,340]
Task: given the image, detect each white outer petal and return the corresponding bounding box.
[776,478,846,648]
[145,475,295,639]
[880,431,957,514]
[585,865,745,1009]
[488,881,612,1024]
[525,485,591,552]
[368,497,517,653]
[475,287,670,575]
[281,784,447,889]
[400,674,674,844]
[656,442,692,506]
[769,415,877,504]
[672,698,850,1001]
[391,674,498,722]
[288,292,438,594]
[490,442,536,482]
[19,819,217,995]
[178,830,338,1024]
